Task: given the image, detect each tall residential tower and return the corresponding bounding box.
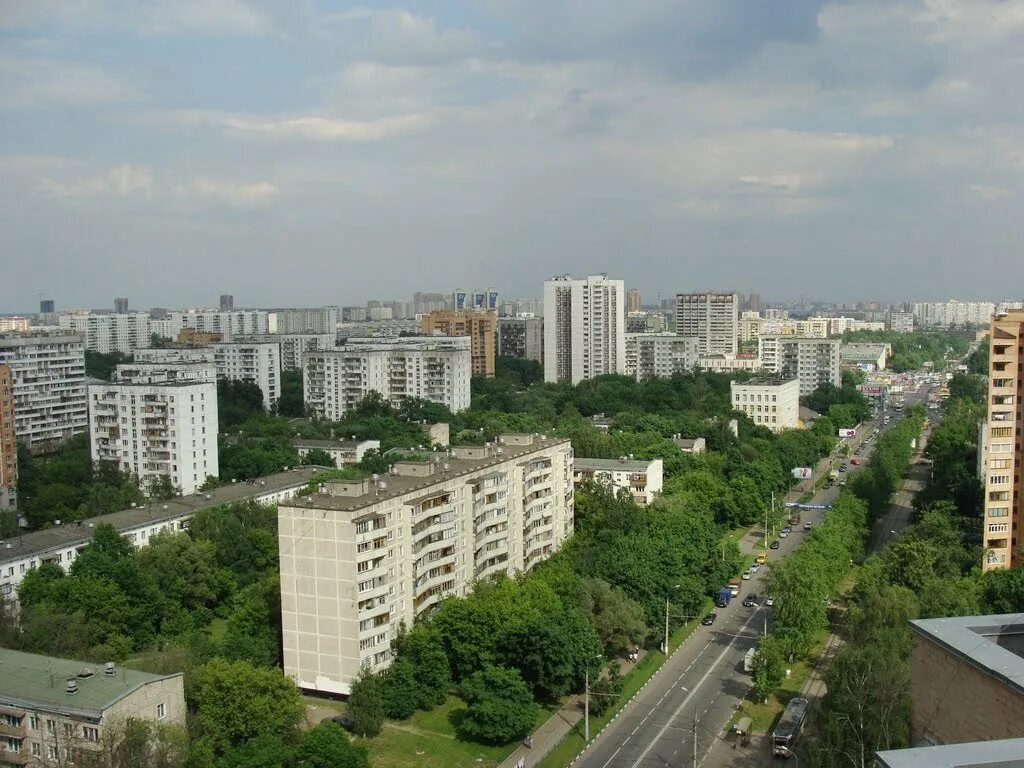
[543,274,625,384]
[675,292,739,356]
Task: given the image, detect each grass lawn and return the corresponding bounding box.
[535,612,706,768]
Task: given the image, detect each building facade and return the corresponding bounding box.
[114,361,216,385]
[273,307,339,335]
[0,649,185,767]
[304,337,472,419]
[279,434,574,694]
[212,342,281,410]
[0,365,16,510]
[496,317,543,363]
[625,333,698,381]
[573,457,663,505]
[219,294,234,312]
[626,288,642,313]
[543,274,626,385]
[758,337,841,397]
[0,332,87,451]
[58,313,152,354]
[982,310,1024,571]
[889,312,914,333]
[676,292,739,356]
[420,310,497,377]
[235,334,335,371]
[88,380,218,497]
[0,318,30,333]
[179,310,269,340]
[293,439,380,467]
[840,343,891,372]
[730,378,800,432]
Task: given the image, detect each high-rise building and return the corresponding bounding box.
[0,365,16,510]
[88,377,218,498]
[114,297,129,314]
[420,310,496,377]
[0,317,30,333]
[676,292,739,356]
[213,342,281,410]
[496,317,543,363]
[273,307,339,335]
[39,300,54,315]
[758,337,841,397]
[889,311,914,333]
[543,274,626,384]
[220,294,234,312]
[626,288,642,313]
[235,333,335,370]
[179,310,269,340]
[0,331,87,451]
[304,337,472,418]
[413,292,449,315]
[279,434,574,694]
[114,360,216,386]
[982,309,1024,571]
[730,378,800,432]
[58,312,153,354]
[625,333,698,381]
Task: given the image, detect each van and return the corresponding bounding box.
[756,552,767,565]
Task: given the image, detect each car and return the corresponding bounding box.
[803,521,812,531]
[702,613,717,626]
[850,458,861,465]
[330,714,355,732]
[782,526,791,534]
[742,595,759,607]
[749,562,760,573]
[766,597,775,606]
[839,463,848,471]
[769,540,781,550]
[741,571,751,580]
[778,530,788,538]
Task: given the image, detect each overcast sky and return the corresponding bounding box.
[2,0,1023,311]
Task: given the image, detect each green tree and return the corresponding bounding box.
[297,722,370,768]
[276,369,305,418]
[498,619,576,701]
[191,658,305,753]
[347,668,385,737]
[457,666,539,745]
[578,579,647,655]
[217,734,296,768]
[751,635,786,702]
[299,448,335,468]
[380,658,419,720]
[392,625,451,708]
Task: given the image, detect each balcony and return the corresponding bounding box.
[0,721,26,738]
[0,747,28,765]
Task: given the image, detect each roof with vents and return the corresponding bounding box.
[0,648,182,719]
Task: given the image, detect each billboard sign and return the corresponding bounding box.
[785,502,833,510]
[791,467,813,480]
[474,292,486,310]
[838,428,857,438]
[454,291,467,310]
[858,384,883,397]
[487,290,499,310]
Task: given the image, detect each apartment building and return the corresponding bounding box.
[496,317,543,363]
[213,342,281,410]
[420,310,497,377]
[88,380,218,497]
[178,310,269,340]
[676,292,739,356]
[625,334,698,381]
[889,312,914,333]
[911,300,1024,328]
[982,310,1024,571]
[543,274,626,384]
[272,307,340,335]
[452,289,499,312]
[696,355,763,374]
[0,467,321,601]
[758,337,841,397]
[626,288,642,313]
[0,332,87,451]
[293,438,380,467]
[235,333,335,370]
[279,434,574,694]
[57,313,152,354]
[304,337,472,419]
[625,311,667,334]
[0,318,30,333]
[573,457,663,505]
[114,361,216,385]
[0,365,16,510]
[219,294,234,312]
[0,649,184,767]
[133,347,214,364]
[730,378,800,432]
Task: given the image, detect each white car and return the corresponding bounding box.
[749,563,760,573]
[741,571,751,580]
[766,597,775,606]
[778,530,789,538]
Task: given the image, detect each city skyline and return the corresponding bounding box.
[2,1,1023,308]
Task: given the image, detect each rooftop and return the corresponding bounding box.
[732,377,798,388]
[0,648,181,719]
[910,614,1024,697]
[283,436,570,513]
[0,466,325,565]
[293,438,378,450]
[575,457,656,472]
[876,738,1024,768]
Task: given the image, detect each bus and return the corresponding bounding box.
[771,697,809,758]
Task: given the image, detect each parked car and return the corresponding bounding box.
[778,530,788,539]
[742,595,759,607]
[769,540,781,550]
[850,458,861,465]
[840,463,848,471]
[749,562,760,573]
[741,570,751,580]
[803,521,812,531]
[766,596,775,607]
[702,613,717,626]
[330,714,355,732]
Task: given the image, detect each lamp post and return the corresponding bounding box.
[664,584,681,655]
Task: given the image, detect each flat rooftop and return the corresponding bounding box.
[294,438,377,449]
[0,648,181,718]
[0,466,325,565]
[575,457,655,472]
[876,738,1024,768]
[285,437,570,513]
[911,614,1024,697]
[732,377,798,387]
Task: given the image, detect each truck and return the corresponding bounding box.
[743,647,756,674]
[828,469,840,486]
[715,588,732,608]
[728,578,742,597]
[789,511,801,526]
[771,697,810,758]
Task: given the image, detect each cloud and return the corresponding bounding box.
[968,184,1012,201]
[0,55,136,107]
[163,109,434,141]
[34,164,154,199]
[184,178,280,205]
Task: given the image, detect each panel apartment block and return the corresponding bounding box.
[235,333,335,370]
[0,365,16,510]
[420,310,496,377]
[178,310,269,341]
[758,336,841,397]
[543,274,626,384]
[675,292,739,356]
[625,333,698,381]
[0,332,87,451]
[273,307,340,335]
[303,337,471,419]
[496,317,543,363]
[279,435,574,694]
[982,309,1024,571]
[88,381,218,497]
[58,313,152,354]
[213,342,281,410]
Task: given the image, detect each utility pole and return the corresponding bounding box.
[692,706,698,768]
[664,596,670,655]
[584,667,590,742]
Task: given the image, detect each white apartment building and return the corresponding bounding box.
[543,274,625,385]
[88,380,218,497]
[235,334,335,370]
[889,312,914,333]
[697,355,763,373]
[573,457,663,505]
[114,361,216,385]
[910,301,1011,328]
[279,434,574,694]
[149,315,184,341]
[676,292,739,356]
[293,438,380,467]
[58,313,152,354]
[625,334,698,381]
[758,337,841,397]
[826,317,886,336]
[0,332,87,450]
[273,307,340,335]
[0,318,30,333]
[178,310,269,340]
[730,378,800,432]
[133,347,214,364]
[304,337,471,419]
[213,342,281,410]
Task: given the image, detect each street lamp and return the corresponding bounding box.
[664,584,681,655]
[583,653,603,742]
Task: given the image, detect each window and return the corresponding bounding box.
[83,726,100,742]
[47,744,57,760]
[31,743,40,757]
[63,722,74,737]
[29,716,39,730]
[156,703,166,720]
[46,719,56,734]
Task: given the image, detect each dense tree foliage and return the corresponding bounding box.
[803,372,872,426]
[85,350,133,381]
[276,368,305,417]
[841,329,970,372]
[218,379,268,430]
[457,666,539,745]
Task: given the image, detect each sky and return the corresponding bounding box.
[1,0,1023,311]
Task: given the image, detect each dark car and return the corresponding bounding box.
[702,613,717,626]
[840,463,848,471]
[769,540,781,550]
[330,714,355,732]
[742,595,759,607]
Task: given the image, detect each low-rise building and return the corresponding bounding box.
[573,457,664,505]
[730,378,800,432]
[279,434,574,694]
[293,438,380,467]
[876,739,1024,768]
[0,649,185,767]
[496,317,543,363]
[625,334,698,381]
[840,343,891,371]
[213,342,281,410]
[672,436,706,454]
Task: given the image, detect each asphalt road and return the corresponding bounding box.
[576,405,910,768]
